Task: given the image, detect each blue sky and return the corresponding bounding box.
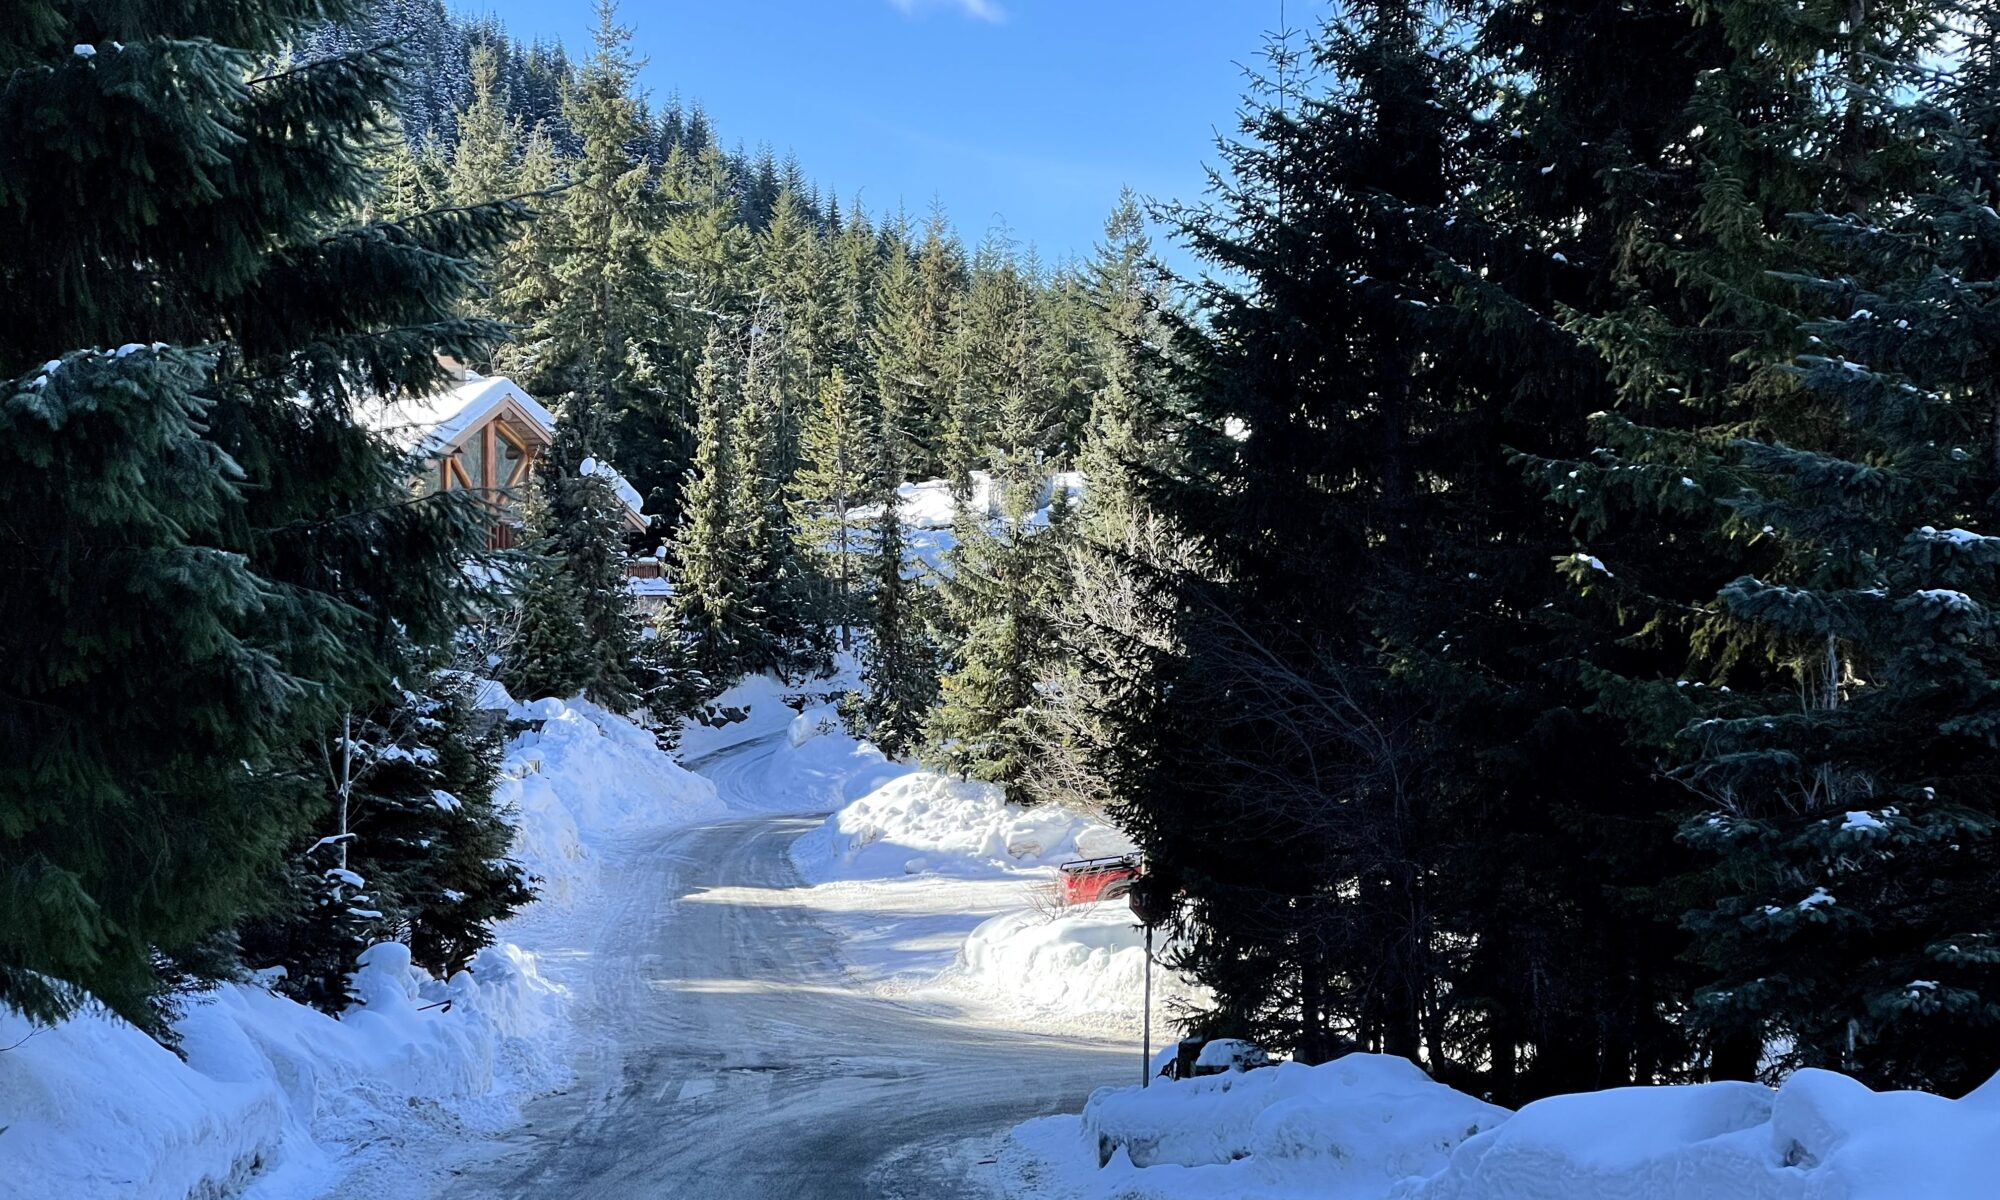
[468,0,1287,269]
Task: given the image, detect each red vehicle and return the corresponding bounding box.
[1058,854,1142,907]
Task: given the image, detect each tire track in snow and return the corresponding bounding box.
[426,737,1127,1199]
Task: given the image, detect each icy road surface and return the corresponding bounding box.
[433,739,1130,1199]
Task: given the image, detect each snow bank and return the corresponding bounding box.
[0,942,560,1200]
[1404,1067,2000,1200]
[674,674,808,761]
[1007,1053,2000,1200]
[0,692,711,1200]
[955,907,1157,1018]
[1088,1055,1505,1180]
[790,770,1132,883]
[502,694,723,902]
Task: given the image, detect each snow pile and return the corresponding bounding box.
[1006,1053,2000,1200]
[790,770,1132,883]
[955,906,1160,1018]
[502,694,723,902]
[1405,1068,2000,1200]
[674,673,811,761]
[0,941,561,1200]
[1092,1055,1504,1181]
[0,692,713,1200]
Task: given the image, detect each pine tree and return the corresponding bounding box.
[857,413,938,757]
[925,470,1063,804]
[730,348,817,676]
[240,666,532,1009]
[790,366,875,650]
[0,0,523,1029]
[1028,193,1187,818]
[871,213,963,478]
[447,44,518,208]
[499,481,594,701]
[673,330,753,676]
[503,0,672,524]
[1515,0,1947,1085]
[565,464,644,710]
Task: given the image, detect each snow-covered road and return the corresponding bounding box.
[429,739,1130,1198]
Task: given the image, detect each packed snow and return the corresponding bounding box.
[777,736,1197,1030]
[1002,1053,2000,1200]
[0,940,561,1200]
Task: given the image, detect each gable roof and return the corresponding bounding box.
[361,372,649,527]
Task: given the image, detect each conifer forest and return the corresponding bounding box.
[6,2,2000,1198]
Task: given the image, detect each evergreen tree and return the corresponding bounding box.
[1670,16,2000,1093]
[673,330,753,675]
[499,481,595,701]
[730,347,818,675]
[925,473,1064,804]
[871,213,963,478]
[502,0,671,522]
[789,366,875,650]
[0,0,522,1029]
[447,44,519,208]
[240,667,531,1010]
[857,413,938,756]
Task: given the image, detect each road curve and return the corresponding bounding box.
[433,739,1127,1199]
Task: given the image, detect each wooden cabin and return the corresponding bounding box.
[365,367,650,552]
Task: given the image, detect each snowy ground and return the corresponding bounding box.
[0,693,716,1200]
[999,1042,2000,1200]
[401,731,1135,1199]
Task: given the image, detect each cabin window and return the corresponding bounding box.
[461,435,489,492]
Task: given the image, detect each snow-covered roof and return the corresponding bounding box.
[582,456,648,523]
[361,374,553,455]
[361,372,648,525]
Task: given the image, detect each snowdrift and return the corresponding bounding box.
[956,907,1160,1019]
[503,693,723,902]
[790,769,1132,883]
[1404,1067,2000,1200]
[1007,1052,2000,1200]
[0,692,718,1200]
[0,942,559,1200]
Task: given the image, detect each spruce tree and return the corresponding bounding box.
[0,0,523,1028]
[499,479,595,701]
[790,366,875,650]
[857,415,938,757]
[730,350,817,676]
[673,330,753,676]
[1671,19,2000,1093]
[926,472,1063,804]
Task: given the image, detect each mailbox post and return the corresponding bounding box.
[1128,875,1170,1088]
